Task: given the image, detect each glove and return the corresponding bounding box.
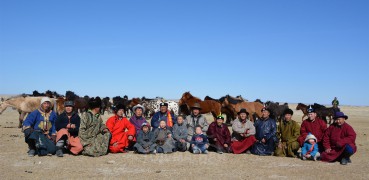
[23,128,34,137]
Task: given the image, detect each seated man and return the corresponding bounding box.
[207,115,231,154]
[106,104,136,153]
[251,107,278,156]
[151,102,177,130]
[22,97,57,157]
[274,109,300,157]
[185,103,209,142]
[79,97,111,157]
[55,100,83,157]
[321,112,357,165]
[231,109,256,154]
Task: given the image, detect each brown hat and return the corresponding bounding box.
[237,108,249,115]
[191,103,202,110]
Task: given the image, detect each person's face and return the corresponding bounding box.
[239,113,247,120]
[142,126,149,133]
[308,139,315,144]
[159,121,166,128]
[160,106,168,113]
[192,109,200,115]
[177,117,184,124]
[216,118,223,125]
[308,112,316,120]
[335,117,346,126]
[65,106,73,114]
[93,107,101,113]
[42,101,51,111]
[262,110,270,118]
[195,127,202,134]
[117,109,124,117]
[135,108,143,116]
[284,114,292,121]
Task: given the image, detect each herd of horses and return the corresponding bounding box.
[0,90,340,128]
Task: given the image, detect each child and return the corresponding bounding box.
[190,126,209,154]
[301,133,320,161]
[172,115,188,152]
[152,120,175,154]
[134,123,156,154]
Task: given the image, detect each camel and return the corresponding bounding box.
[0,96,55,128]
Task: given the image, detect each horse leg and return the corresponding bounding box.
[249,113,255,122]
[19,111,27,128]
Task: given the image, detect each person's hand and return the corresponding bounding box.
[240,133,245,137]
[224,144,228,148]
[70,124,76,129]
[128,135,133,141]
[261,138,266,143]
[205,144,209,148]
[325,148,332,153]
[306,154,311,158]
[191,144,195,148]
[246,129,250,134]
[278,143,282,149]
[66,124,72,128]
[113,142,118,147]
[213,138,217,141]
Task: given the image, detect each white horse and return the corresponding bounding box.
[167,101,179,116]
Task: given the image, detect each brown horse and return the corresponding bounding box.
[179,92,221,119]
[222,97,264,122]
[296,103,308,121]
[0,96,55,128]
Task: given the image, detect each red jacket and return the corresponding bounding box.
[106,116,136,153]
[298,118,327,146]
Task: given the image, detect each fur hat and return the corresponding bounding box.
[133,104,145,113]
[64,100,75,107]
[283,108,294,115]
[141,122,150,129]
[40,97,52,105]
[307,105,315,113]
[237,108,249,115]
[304,133,317,142]
[88,97,102,109]
[115,103,125,112]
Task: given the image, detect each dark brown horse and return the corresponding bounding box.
[296,103,308,121]
[179,92,221,119]
[204,95,235,124]
[296,103,339,124]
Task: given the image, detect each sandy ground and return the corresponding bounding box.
[0,103,368,180]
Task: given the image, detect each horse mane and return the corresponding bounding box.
[226,95,243,104]
[66,90,79,101]
[204,96,220,102]
[313,103,326,109]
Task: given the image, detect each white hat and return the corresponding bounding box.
[132,104,145,113]
[40,97,52,105]
[304,133,317,142]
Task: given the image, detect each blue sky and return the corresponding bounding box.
[0,0,368,106]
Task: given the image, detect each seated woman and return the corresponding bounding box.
[79,97,111,157]
[106,104,136,153]
[207,115,231,154]
[231,109,257,154]
[134,123,156,154]
[321,112,357,165]
[152,120,175,154]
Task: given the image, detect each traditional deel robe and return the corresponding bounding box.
[134,128,156,154]
[274,119,300,157]
[231,118,257,154]
[129,115,147,133]
[185,114,209,141]
[152,127,175,153]
[79,111,111,157]
[321,122,357,162]
[151,111,177,130]
[55,111,83,155]
[172,123,188,152]
[297,118,327,148]
[207,122,231,153]
[106,115,136,153]
[250,117,278,156]
[23,109,57,156]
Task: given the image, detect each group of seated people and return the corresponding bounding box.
[22,97,356,165]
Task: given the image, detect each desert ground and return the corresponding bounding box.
[0,102,368,180]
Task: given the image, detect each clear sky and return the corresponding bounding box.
[1,0,368,106]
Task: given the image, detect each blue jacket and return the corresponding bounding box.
[254,117,277,141]
[302,142,319,157]
[190,134,208,146]
[23,109,57,135]
[151,111,177,129]
[55,112,81,136]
